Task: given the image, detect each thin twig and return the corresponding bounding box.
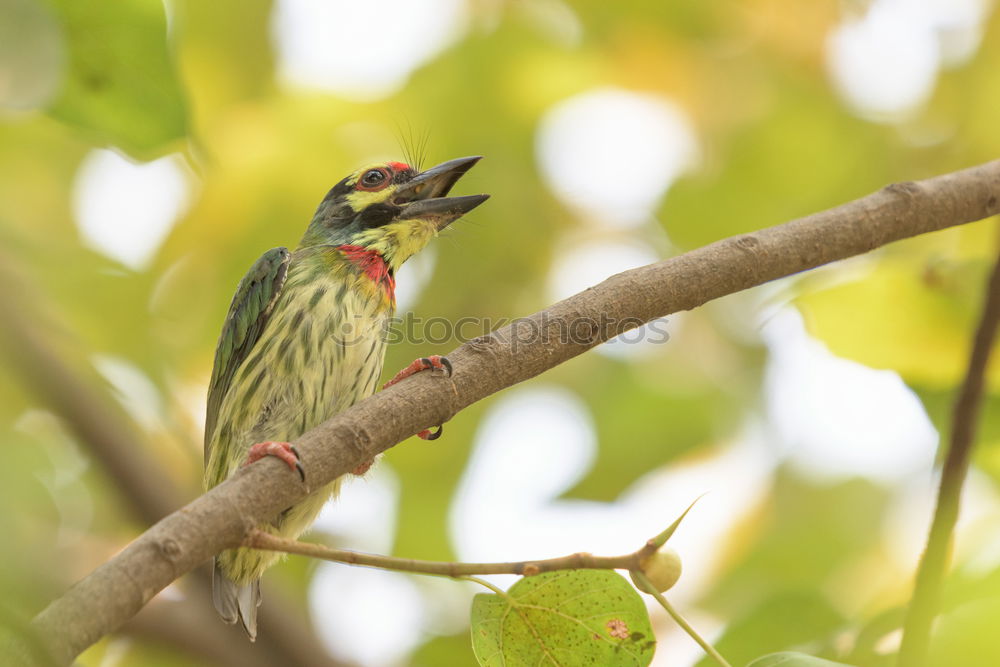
[462,576,509,596]
[898,229,1000,666]
[246,530,657,577]
[245,496,704,576]
[248,517,731,666]
[26,160,1000,665]
[630,571,732,667]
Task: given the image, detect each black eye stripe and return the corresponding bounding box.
[359,202,400,228]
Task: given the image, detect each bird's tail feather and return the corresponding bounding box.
[213,558,261,641]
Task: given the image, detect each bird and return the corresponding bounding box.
[203,156,488,640]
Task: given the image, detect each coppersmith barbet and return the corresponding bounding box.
[204,157,487,639]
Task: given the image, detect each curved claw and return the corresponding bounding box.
[418,425,444,441]
[245,441,305,482]
[384,354,453,389]
[290,446,306,482]
[384,356,451,441]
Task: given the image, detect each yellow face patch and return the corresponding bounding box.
[332,161,438,269]
[352,219,438,271]
[342,161,416,208]
[344,187,394,211]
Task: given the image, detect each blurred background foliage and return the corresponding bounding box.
[1,0,999,665]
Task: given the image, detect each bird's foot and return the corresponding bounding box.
[383,355,452,440]
[351,458,376,476]
[383,355,452,388]
[416,425,443,441]
[244,441,305,482]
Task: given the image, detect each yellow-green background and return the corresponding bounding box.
[1,0,999,665]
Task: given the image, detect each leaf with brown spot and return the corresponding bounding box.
[470,570,655,666]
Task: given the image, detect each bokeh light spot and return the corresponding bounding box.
[450,386,774,603]
[548,237,667,358]
[762,307,937,482]
[309,564,425,666]
[313,465,399,554]
[72,149,191,270]
[825,0,989,121]
[536,87,698,228]
[272,0,468,100]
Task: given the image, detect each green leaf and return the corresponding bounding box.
[795,256,989,390]
[747,652,859,667]
[470,571,655,666]
[44,0,188,157]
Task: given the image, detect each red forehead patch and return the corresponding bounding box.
[388,161,411,172]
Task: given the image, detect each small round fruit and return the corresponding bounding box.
[632,546,682,593]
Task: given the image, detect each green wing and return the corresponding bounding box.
[204,247,291,460]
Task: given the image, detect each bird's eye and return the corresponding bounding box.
[358,168,389,190]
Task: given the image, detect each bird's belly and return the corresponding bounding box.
[209,257,393,584]
[208,277,390,487]
[252,290,388,444]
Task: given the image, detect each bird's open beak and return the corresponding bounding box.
[394,156,489,230]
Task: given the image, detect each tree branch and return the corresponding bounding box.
[122,592,300,667]
[242,501,725,662]
[0,275,347,666]
[0,290,186,525]
[247,529,654,577]
[244,494,698,577]
[897,229,1000,665]
[27,160,1000,664]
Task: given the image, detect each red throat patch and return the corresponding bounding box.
[336,245,395,301]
